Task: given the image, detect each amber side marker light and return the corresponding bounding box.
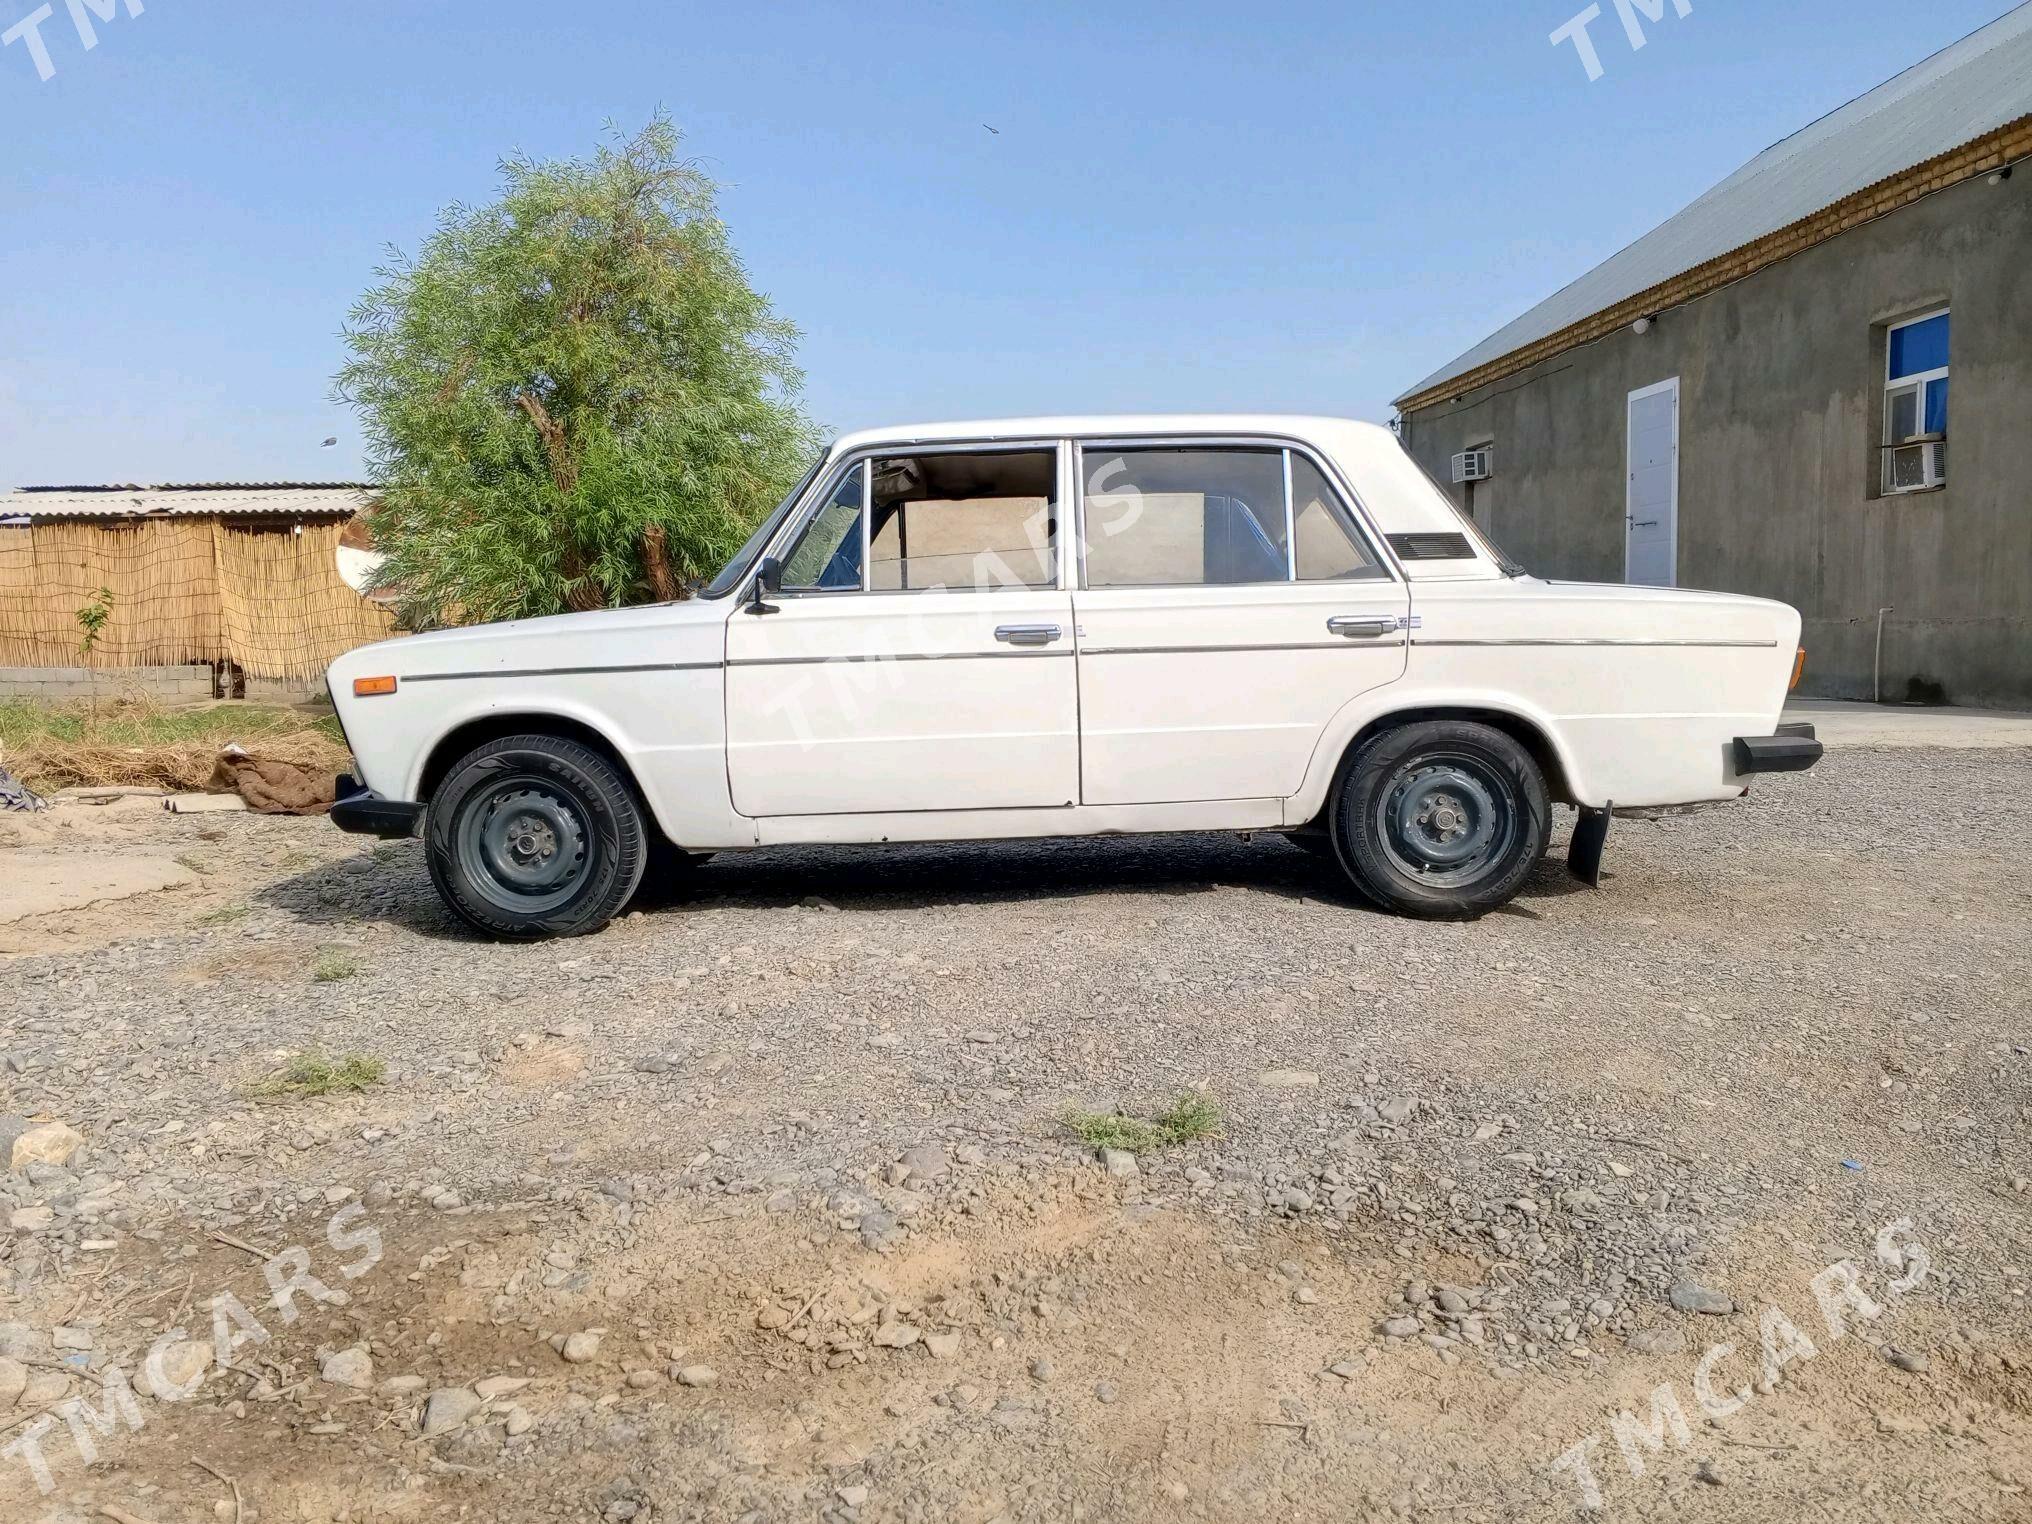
[353,675,398,697]
[1789,648,1807,692]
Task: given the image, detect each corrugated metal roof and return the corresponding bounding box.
[1397,2,2032,405]
[0,485,376,520]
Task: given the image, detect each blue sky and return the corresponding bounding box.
[0,0,2017,484]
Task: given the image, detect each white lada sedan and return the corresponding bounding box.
[327,416,1821,939]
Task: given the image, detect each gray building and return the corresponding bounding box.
[1395,5,2032,708]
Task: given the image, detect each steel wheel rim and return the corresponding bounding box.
[1375,753,1516,887]
[456,778,591,914]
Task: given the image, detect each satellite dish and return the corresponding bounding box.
[337,544,389,596]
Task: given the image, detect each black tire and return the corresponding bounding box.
[425,735,648,940]
[1331,721,1548,920]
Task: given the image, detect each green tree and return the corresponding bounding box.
[75,585,114,720]
[336,118,819,626]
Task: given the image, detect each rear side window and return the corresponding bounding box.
[1083,448,1288,588]
[1081,446,1386,588]
[1292,455,1385,581]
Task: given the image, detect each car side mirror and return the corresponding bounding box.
[747,557,782,616]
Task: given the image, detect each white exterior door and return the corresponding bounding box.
[1070,441,1409,806]
[724,447,1081,817]
[1625,379,1678,587]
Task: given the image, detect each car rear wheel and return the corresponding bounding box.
[425,735,647,940]
[1331,720,1547,920]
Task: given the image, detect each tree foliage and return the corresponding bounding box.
[337,118,819,626]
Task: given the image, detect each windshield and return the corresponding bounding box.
[700,454,826,599]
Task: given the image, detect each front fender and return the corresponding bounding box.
[397,690,640,803]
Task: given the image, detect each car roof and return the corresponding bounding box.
[827,414,1398,456]
[823,415,1502,582]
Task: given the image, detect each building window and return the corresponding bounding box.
[1883,309,1948,494]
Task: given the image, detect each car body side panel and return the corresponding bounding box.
[1284,578,1803,816]
[327,600,752,849]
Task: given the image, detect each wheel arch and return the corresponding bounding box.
[1300,698,1582,824]
[415,712,677,845]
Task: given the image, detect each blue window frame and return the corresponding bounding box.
[1884,310,1948,493]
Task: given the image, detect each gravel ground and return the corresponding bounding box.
[0,746,2027,1522]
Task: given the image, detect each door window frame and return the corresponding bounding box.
[1070,434,1402,592]
[746,439,1071,601]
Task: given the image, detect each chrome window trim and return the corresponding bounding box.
[750,439,1067,602]
[1069,433,1402,592]
[1281,448,1298,581]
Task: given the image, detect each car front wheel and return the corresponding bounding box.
[425,735,648,940]
[1332,720,1548,920]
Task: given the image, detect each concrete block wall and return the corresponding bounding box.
[1400,168,2032,710]
[0,666,323,705]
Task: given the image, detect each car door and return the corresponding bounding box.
[724,442,1080,817]
[1071,439,1409,806]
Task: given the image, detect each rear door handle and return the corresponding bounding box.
[1327,616,1399,639]
[995,623,1062,646]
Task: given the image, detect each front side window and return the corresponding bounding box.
[779,463,865,590]
[1884,310,1948,493]
[867,450,1056,591]
[1082,446,1385,588]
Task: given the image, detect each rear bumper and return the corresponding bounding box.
[330,774,424,838]
[1733,723,1823,775]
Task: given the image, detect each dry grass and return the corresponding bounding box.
[0,694,349,792]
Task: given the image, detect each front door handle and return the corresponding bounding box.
[1327,616,1399,639]
[995,623,1063,647]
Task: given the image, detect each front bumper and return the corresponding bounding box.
[1733,722,1824,775]
[331,774,425,838]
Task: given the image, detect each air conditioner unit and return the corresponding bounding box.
[1451,448,1492,484]
[1885,434,1946,493]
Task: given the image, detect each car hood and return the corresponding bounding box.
[328,597,731,685]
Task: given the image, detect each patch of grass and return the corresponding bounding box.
[0,695,349,792]
[195,902,251,927]
[311,947,364,983]
[174,853,214,877]
[1063,1091,1224,1155]
[250,1049,386,1099]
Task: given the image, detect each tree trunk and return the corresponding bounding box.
[641,524,685,601]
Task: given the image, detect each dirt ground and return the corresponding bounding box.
[1,741,2028,1523]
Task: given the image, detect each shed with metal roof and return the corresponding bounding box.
[1394,4,2032,709]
